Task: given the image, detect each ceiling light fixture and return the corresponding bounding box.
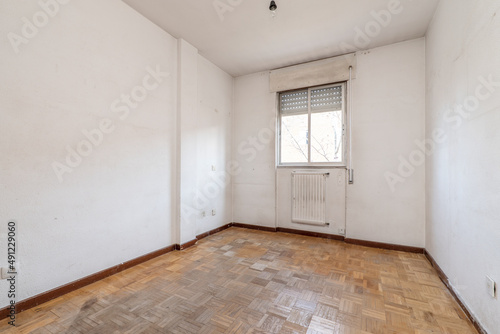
[269,1,277,18]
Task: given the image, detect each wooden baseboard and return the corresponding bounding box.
[345,238,424,253]
[196,223,232,241]
[0,244,176,319]
[0,221,449,326]
[178,224,234,250]
[0,223,235,318]
[231,223,421,253]
[424,250,487,334]
[277,227,345,241]
[0,222,237,319]
[176,239,197,250]
[423,249,448,281]
[232,223,277,232]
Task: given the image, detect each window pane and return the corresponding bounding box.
[310,111,343,163]
[281,114,308,163]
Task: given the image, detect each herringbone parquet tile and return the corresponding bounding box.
[0,227,478,333]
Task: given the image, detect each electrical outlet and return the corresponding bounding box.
[212,210,216,216]
[0,267,17,280]
[487,276,496,298]
[0,267,8,279]
[201,211,206,217]
[338,228,345,235]
[211,165,216,171]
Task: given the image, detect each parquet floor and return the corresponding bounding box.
[0,227,477,333]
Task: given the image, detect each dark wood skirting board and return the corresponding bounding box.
[424,250,487,334]
[0,244,176,319]
[0,224,232,319]
[276,227,345,241]
[2,221,485,334]
[232,222,277,232]
[177,224,234,251]
[176,238,198,250]
[190,223,343,247]
[239,224,487,333]
[344,238,424,254]
[196,223,232,241]
[231,223,423,252]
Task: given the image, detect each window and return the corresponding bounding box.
[278,83,346,166]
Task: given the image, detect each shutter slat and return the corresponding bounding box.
[280,85,343,115]
[280,89,308,115]
[310,86,342,112]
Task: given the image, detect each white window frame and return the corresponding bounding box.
[278,82,347,167]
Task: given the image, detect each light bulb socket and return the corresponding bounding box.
[269,1,277,11]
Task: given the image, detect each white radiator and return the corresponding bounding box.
[291,172,329,226]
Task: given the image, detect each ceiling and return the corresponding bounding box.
[122,0,439,77]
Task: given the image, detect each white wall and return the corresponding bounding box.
[177,41,233,244]
[195,56,233,236]
[346,39,426,247]
[426,0,500,332]
[177,39,199,244]
[176,41,233,243]
[0,0,177,308]
[232,40,426,247]
[7,3,497,331]
[232,72,276,227]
